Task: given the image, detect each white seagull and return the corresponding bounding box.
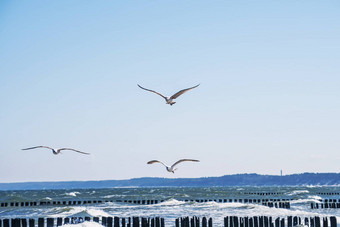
[147,159,200,173]
[22,146,90,155]
[137,84,200,105]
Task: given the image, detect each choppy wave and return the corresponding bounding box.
[65,192,80,197]
[1,186,340,226]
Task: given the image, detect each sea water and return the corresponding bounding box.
[1,186,340,226]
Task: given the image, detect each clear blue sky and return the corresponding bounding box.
[1,0,339,183]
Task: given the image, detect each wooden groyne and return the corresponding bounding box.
[0,217,165,227]
[223,216,337,227]
[310,199,340,209]
[175,217,213,227]
[0,198,291,209]
[0,216,336,227]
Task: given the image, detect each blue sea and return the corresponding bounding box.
[1,186,340,226]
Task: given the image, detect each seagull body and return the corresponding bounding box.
[138,84,200,105]
[22,146,90,155]
[147,159,199,173]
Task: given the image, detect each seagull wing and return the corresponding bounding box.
[147,160,167,167]
[170,84,200,99]
[22,146,53,151]
[138,84,167,99]
[58,148,90,155]
[171,159,200,168]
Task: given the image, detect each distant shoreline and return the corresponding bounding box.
[1,173,340,190]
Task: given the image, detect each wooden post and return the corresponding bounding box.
[195,216,200,227]
[249,217,254,227]
[234,216,239,227]
[47,218,54,227]
[155,217,160,227]
[202,217,207,227]
[264,216,269,227]
[315,217,320,227]
[102,217,107,226]
[176,218,180,227]
[225,217,229,227]
[114,217,120,227]
[259,216,263,227]
[245,217,249,227]
[93,217,99,223]
[161,218,165,227]
[269,217,273,227]
[38,218,44,227]
[185,217,189,227]
[274,218,279,227]
[133,217,139,227]
[304,218,308,227]
[3,220,9,227]
[280,218,285,227]
[12,219,21,227]
[151,218,155,227]
[127,217,131,227]
[191,217,195,227]
[64,218,70,224]
[29,219,35,227]
[323,217,328,227]
[107,217,113,227]
[57,218,63,226]
[122,218,126,227]
[208,218,212,227]
[21,219,28,227]
[310,217,315,227]
[141,218,147,227]
[288,216,292,227]
[254,217,259,227]
[330,217,336,227]
[240,217,244,227]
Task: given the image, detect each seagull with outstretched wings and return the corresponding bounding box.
[138,84,200,105]
[147,159,199,173]
[22,146,90,155]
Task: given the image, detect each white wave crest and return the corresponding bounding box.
[287,190,309,196]
[65,192,80,197]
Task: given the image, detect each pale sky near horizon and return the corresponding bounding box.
[1,0,339,183]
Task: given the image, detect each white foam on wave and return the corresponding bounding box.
[156,199,185,206]
[65,192,80,197]
[287,190,309,196]
[49,206,110,218]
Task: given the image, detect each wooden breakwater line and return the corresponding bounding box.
[0,198,291,209]
[310,199,340,209]
[176,216,338,227]
[0,217,165,227]
[1,216,337,227]
[175,217,213,227]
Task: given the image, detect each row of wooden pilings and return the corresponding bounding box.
[175,217,213,227]
[311,202,340,209]
[223,216,337,227]
[0,217,165,227]
[0,199,291,208]
[0,216,337,227]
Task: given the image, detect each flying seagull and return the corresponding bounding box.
[137,84,200,105]
[147,159,200,173]
[22,146,90,155]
